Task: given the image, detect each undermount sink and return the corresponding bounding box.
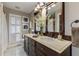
[38,36,54,40]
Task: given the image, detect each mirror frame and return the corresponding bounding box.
[34,2,65,36]
[45,2,65,35]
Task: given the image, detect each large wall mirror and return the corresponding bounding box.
[47,2,65,35]
[34,2,65,35]
[34,4,46,33]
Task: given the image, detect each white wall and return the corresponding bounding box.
[65,2,79,56]
[3,7,30,44]
[0,3,8,55]
[0,3,2,55]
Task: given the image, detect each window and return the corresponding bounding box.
[9,14,22,44]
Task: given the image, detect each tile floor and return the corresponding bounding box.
[4,42,27,56]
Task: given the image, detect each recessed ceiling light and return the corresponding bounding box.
[15,6,20,9]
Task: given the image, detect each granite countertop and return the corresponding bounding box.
[24,34,72,54]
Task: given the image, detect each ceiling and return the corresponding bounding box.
[3,2,37,14]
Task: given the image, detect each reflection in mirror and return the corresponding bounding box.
[34,6,46,33]
[47,2,62,33]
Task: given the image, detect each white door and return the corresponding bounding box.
[9,14,22,44]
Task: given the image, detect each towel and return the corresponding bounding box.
[72,27,79,47]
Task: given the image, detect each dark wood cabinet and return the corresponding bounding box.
[36,48,46,56]
[24,36,71,56]
[28,37,36,56]
[36,41,71,56]
[24,36,29,54]
[35,42,59,56]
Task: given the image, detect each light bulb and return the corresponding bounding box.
[51,4,56,7]
[48,7,51,10]
[37,4,40,9]
[35,8,38,11]
[40,2,44,6]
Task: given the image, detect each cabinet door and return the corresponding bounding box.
[36,48,45,56]
[28,38,35,56]
[24,36,29,55]
[36,42,60,56]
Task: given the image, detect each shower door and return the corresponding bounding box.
[9,14,22,45]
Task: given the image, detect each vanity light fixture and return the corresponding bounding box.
[37,4,40,9]
[51,3,56,7]
[35,8,38,11]
[48,6,51,10]
[48,3,56,10]
[34,3,40,11]
[39,2,44,6]
[34,2,45,12]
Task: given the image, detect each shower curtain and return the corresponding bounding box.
[0,3,8,55]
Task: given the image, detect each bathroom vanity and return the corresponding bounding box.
[24,3,71,56]
[24,34,72,56]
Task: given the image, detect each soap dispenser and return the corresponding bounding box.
[58,33,62,40]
